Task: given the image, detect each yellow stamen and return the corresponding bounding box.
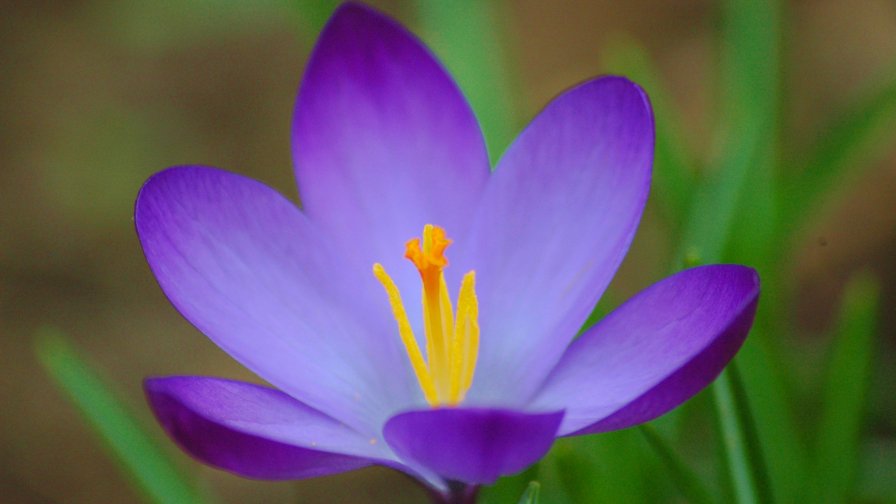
[372,263,437,404]
[450,271,479,402]
[373,224,479,406]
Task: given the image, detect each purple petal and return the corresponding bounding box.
[292,2,489,312]
[532,265,759,436]
[383,407,563,485]
[135,166,419,434]
[458,76,654,405]
[144,377,386,480]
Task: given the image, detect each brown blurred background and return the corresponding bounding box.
[1,0,894,502]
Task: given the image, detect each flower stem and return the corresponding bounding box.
[429,483,479,504]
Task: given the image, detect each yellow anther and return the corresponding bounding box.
[373,225,479,406]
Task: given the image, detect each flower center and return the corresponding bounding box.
[373,224,479,406]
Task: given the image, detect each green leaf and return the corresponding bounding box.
[735,333,810,503]
[416,0,518,164]
[639,424,714,504]
[675,127,758,266]
[676,0,780,267]
[719,0,781,267]
[812,274,880,503]
[603,38,697,227]
[673,0,782,501]
[480,465,540,504]
[34,327,210,504]
[784,67,896,233]
[516,481,541,504]
[545,432,654,503]
[712,363,774,504]
[290,0,339,40]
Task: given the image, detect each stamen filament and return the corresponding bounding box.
[455,271,479,399]
[372,263,437,404]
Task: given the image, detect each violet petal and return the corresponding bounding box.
[383,407,563,485]
[135,166,419,434]
[292,2,489,315]
[144,377,388,480]
[532,265,759,435]
[460,76,654,405]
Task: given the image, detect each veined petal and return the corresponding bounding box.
[532,265,760,436]
[135,166,419,434]
[459,76,654,405]
[383,407,563,485]
[292,2,490,316]
[144,377,385,480]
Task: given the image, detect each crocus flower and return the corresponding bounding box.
[136,2,759,501]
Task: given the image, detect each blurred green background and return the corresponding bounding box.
[2,1,895,503]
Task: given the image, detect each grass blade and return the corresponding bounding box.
[672,0,783,501]
[735,332,810,503]
[516,481,541,504]
[676,0,780,266]
[289,0,339,40]
[719,0,780,268]
[706,2,817,499]
[34,327,210,504]
[812,274,880,503]
[639,425,714,504]
[479,465,540,504]
[546,432,653,503]
[712,363,774,504]
[675,130,756,266]
[416,0,518,163]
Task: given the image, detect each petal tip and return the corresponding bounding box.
[320,1,404,44]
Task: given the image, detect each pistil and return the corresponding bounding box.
[374,224,479,406]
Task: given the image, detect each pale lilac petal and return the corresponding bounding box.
[292,2,489,315]
[136,166,419,434]
[144,377,386,479]
[383,407,563,485]
[458,76,654,405]
[532,265,759,435]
